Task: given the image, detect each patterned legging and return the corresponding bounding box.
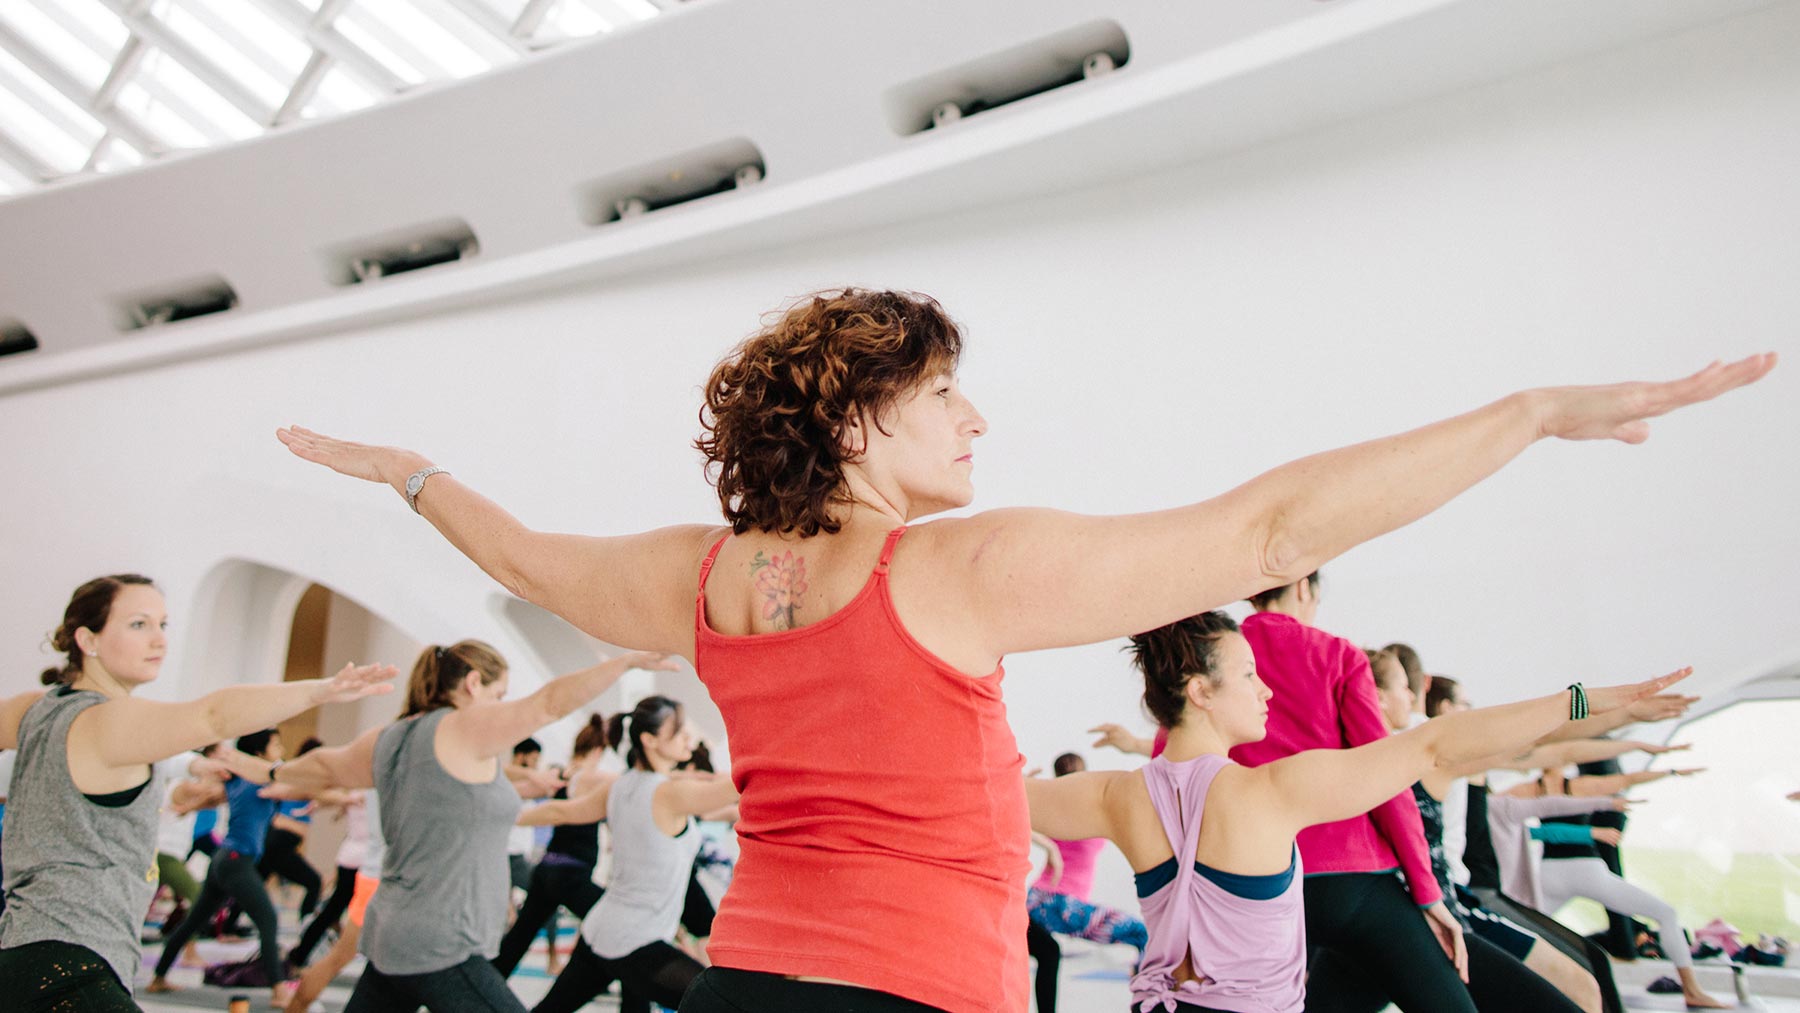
[1026,887,1148,953]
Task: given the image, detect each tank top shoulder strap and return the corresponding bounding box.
[694,532,731,632]
[874,526,907,576]
[697,532,730,593]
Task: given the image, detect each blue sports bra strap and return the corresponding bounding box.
[874,526,907,575]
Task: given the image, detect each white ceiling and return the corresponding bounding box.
[0,0,670,197]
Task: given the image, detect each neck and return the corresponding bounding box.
[642,753,676,775]
[1257,600,1305,619]
[839,469,911,525]
[71,667,131,699]
[1156,718,1233,762]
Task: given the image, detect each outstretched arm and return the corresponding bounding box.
[0,691,44,750]
[1567,768,1701,796]
[439,652,682,761]
[276,427,717,656]
[1023,770,1126,843]
[74,663,397,772]
[1536,692,1697,742]
[1254,668,1693,836]
[654,773,742,828]
[1089,723,1155,757]
[252,726,384,793]
[518,775,617,827]
[940,356,1774,657]
[1499,738,1687,773]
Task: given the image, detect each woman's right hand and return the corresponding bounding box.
[620,651,683,674]
[277,426,427,491]
[1582,667,1695,716]
[1533,353,1776,444]
[311,662,402,706]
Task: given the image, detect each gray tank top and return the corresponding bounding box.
[580,769,702,958]
[0,688,163,990]
[361,707,521,974]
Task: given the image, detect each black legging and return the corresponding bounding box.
[680,966,948,1012]
[492,860,603,976]
[1473,888,1624,1013]
[154,850,282,984]
[290,864,359,967]
[0,940,142,1013]
[1298,873,1476,1013]
[343,954,526,1013]
[682,866,716,937]
[534,939,703,1013]
[1026,915,1059,1012]
[258,827,322,919]
[1308,927,1583,1013]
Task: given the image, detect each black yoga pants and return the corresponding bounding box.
[154,850,282,985]
[1299,872,1477,1013]
[492,860,602,976]
[343,954,527,1013]
[679,966,948,1012]
[534,939,704,1013]
[0,940,142,1013]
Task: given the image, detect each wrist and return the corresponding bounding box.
[1512,389,1555,441]
[383,451,433,493]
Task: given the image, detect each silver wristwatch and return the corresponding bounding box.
[405,466,449,513]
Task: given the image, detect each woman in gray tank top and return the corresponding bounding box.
[525,695,740,1013]
[268,640,677,1013]
[0,574,396,1012]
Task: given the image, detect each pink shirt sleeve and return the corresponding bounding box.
[1334,643,1443,908]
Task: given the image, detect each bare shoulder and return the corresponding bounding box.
[0,689,45,749]
[905,509,1066,560]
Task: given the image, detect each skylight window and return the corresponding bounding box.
[0,0,678,197]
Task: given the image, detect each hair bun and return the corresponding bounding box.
[40,666,67,686]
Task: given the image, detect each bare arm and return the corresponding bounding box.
[439,652,681,762]
[1255,668,1692,835]
[168,779,226,813]
[1501,738,1680,772]
[654,774,742,825]
[1567,768,1699,796]
[74,663,397,771]
[943,357,1774,656]
[1536,694,1698,742]
[1032,831,1065,886]
[505,763,568,800]
[0,691,44,750]
[257,726,384,793]
[1089,723,1154,757]
[518,777,615,827]
[276,427,717,657]
[1023,770,1125,843]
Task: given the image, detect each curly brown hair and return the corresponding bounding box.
[697,288,964,535]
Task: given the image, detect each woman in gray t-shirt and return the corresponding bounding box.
[0,574,394,1011]
[523,695,740,1013]
[270,641,676,1013]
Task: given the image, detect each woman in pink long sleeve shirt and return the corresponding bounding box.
[1225,573,1472,1013]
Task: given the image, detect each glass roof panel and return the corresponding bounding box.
[0,0,675,198]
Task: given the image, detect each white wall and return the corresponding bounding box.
[3,4,1797,913]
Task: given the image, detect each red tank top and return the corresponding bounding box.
[695,526,1031,1013]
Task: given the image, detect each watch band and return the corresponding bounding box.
[406,466,449,513]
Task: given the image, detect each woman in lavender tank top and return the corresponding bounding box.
[1023,612,1695,1013]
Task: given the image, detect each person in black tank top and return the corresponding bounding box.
[493,715,616,979]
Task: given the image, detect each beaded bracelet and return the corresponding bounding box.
[1567,683,1589,720]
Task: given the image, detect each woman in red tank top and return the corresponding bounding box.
[276,290,1770,1012]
